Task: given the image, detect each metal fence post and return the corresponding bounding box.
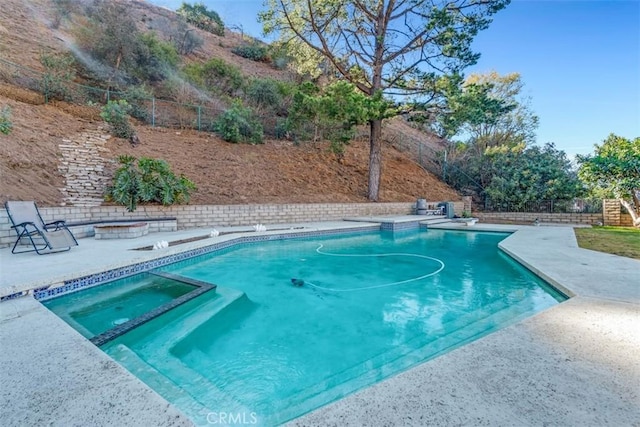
[443,148,447,181]
[197,106,201,131]
[152,98,156,127]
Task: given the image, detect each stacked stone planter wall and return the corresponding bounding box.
[58,128,113,207]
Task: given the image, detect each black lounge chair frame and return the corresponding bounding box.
[5,201,78,255]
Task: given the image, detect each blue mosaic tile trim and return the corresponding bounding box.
[35,226,380,301]
[1,291,29,301]
[90,275,216,347]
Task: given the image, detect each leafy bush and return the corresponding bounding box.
[100,100,135,139]
[0,106,13,135]
[183,58,245,95]
[268,44,291,70]
[246,78,283,108]
[177,2,224,36]
[120,85,152,121]
[107,155,196,212]
[232,42,269,62]
[213,102,263,144]
[480,143,584,208]
[76,1,141,84]
[141,33,179,68]
[137,32,180,81]
[283,81,321,142]
[274,118,288,139]
[40,52,76,102]
[78,3,178,85]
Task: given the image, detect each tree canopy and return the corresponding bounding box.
[429,71,569,206]
[482,143,583,208]
[457,71,538,148]
[261,0,509,200]
[578,134,640,227]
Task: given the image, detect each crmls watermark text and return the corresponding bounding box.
[206,411,258,425]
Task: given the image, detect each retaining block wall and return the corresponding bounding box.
[620,213,634,227]
[475,212,603,225]
[602,199,621,226]
[0,202,419,248]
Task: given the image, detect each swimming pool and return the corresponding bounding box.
[44,229,566,426]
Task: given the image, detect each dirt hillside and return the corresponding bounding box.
[0,0,459,207]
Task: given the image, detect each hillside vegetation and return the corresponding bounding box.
[0,0,459,206]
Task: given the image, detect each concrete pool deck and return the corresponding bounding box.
[1,220,638,426]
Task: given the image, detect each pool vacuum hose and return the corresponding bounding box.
[289,244,445,292]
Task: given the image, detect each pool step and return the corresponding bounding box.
[420,218,455,227]
[122,286,248,355]
[281,297,545,416]
[160,349,253,423]
[107,344,213,416]
[109,344,250,425]
[147,270,218,290]
[106,288,253,425]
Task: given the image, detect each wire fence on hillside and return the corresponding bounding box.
[0,58,283,134]
[387,132,445,176]
[2,58,602,216]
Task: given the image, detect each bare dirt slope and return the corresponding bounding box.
[0,88,459,206]
[0,0,459,207]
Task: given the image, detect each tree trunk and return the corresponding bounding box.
[619,197,640,227]
[368,119,383,201]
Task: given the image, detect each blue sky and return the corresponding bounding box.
[150,0,640,158]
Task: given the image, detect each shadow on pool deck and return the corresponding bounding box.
[1,221,638,426]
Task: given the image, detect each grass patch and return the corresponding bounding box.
[574,226,640,260]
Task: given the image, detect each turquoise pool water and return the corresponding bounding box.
[45,275,196,338]
[46,229,566,426]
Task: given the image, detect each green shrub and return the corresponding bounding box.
[141,33,179,68]
[232,42,269,62]
[40,52,76,102]
[213,102,263,144]
[106,155,196,212]
[177,2,224,36]
[136,32,180,81]
[100,100,134,139]
[274,118,288,139]
[268,44,291,70]
[0,106,13,135]
[120,85,152,121]
[283,81,321,142]
[183,58,245,95]
[76,1,141,83]
[246,78,283,108]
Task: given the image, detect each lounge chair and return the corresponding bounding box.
[5,201,78,255]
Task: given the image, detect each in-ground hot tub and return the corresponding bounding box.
[94,222,149,239]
